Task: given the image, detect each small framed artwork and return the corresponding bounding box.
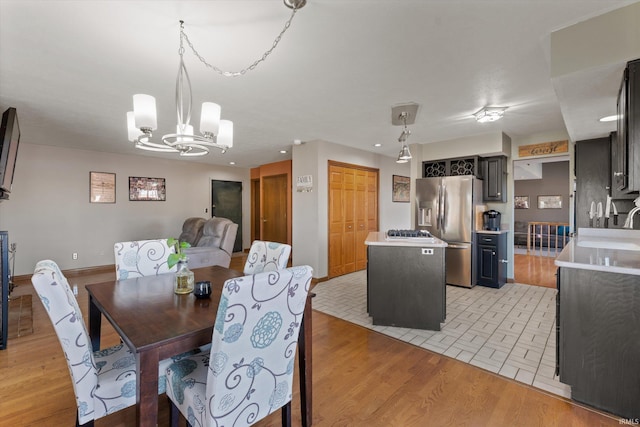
[90,172,116,203]
[129,177,166,201]
[538,195,562,209]
[392,175,410,203]
[514,195,529,209]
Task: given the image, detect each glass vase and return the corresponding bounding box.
[174,260,194,294]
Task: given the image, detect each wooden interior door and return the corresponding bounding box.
[328,162,379,278]
[261,174,288,243]
[329,167,346,277]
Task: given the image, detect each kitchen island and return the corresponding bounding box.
[365,231,447,331]
[555,228,640,419]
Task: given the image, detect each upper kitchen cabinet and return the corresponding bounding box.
[610,132,637,200]
[614,59,640,194]
[481,156,507,202]
[422,156,481,178]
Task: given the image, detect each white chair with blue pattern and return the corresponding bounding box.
[31,259,190,427]
[165,265,313,427]
[243,240,291,274]
[114,238,176,280]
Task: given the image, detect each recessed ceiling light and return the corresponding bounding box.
[599,115,619,122]
[280,150,287,154]
[229,161,236,165]
[374,143,382,147]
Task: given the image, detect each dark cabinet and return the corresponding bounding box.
[481,156,507,202]
[575,138,611,228]
[558,267,640,418]
[423,156,481,178]
[615,58,640,193]
[476,232,507,288]
[610,132,637,200]
[367,244,445,330]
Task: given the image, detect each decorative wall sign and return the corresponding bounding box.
[129,177,166,201]
[90,172,116,203]
[518,140,568,158]
[296,174,313,192]
[392,175,410,202]
[514,195,529,209]
[538,195,562,209]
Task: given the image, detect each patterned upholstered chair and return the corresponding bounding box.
[165,265,313,427]
[31,260,189,427]
[243,240,291,274]
[114,238,176,280]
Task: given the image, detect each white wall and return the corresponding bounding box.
[292,140,411,278]
[0,143,250,275]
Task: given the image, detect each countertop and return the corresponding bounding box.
[555,228,640,276]
[365,231,448,248]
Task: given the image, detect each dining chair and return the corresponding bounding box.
[243,240,292,274]
[31,259,192,427]
[114,238,176,280]
[165,265,313,427]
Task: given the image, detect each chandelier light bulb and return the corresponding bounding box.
[133,94,157,130]
[200,102,221,135]
[218,120,234,149]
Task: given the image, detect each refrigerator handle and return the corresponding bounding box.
[436,185,442,231]
[440,183,446,233]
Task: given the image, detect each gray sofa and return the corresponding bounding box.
[180,217,238,269]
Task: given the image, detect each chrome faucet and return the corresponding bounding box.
[623,197,640,229]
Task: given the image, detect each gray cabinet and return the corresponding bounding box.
[575,138,611,228]
[476,232,507,288]
[367,245,445,330]
[557,267,640,418]
[422,156,481,178]
[610,132,637,200]
[614,58,640,193]
[481,156,507,202]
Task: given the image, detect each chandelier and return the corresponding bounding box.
[127,0,306,157]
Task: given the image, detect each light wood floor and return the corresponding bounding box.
[1,254,618,426]
[513,252,558,288]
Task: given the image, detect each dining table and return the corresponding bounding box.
[86,265,313,427]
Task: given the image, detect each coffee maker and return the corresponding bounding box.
[483,210,501,231]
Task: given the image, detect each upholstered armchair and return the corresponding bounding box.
[165,265,313,427]
[31,260,192,427]
[114,238,176,280]
[244,240,291,274]
[183,217,238,269]
[178,217,206,247]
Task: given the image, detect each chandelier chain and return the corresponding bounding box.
[180,5,299,78]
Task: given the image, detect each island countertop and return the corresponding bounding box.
[554,228,640,276]
[365,231,448,248]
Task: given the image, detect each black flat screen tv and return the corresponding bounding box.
[0,107,20,200]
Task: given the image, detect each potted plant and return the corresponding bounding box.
[167,237,194,294]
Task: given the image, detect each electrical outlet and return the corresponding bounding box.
[72,252,78,260]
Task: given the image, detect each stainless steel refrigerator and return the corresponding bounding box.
[415,175,483,287]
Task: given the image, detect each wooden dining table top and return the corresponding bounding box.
[86,265,244,357]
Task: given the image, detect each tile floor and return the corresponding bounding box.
[311,270,571,398]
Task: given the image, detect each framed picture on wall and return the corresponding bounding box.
[90,172,116,203]
[514,195,529,209]
[129,177,166,201]
[392,175,410,202]
[538,195,562,209]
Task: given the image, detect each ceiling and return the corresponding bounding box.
[1,0,638,168]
